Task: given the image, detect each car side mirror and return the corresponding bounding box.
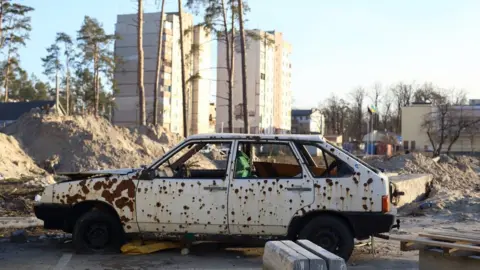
[139,168,156,180]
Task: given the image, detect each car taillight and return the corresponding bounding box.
[382,195,390,213]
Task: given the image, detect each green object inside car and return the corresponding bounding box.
[235,151,251,178]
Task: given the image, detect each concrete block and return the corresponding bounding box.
[390,174,432,207]
[263,240,326,270]
[419,249,480,270]
[296,240,347,270]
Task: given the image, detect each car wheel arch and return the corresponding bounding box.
[287,210,356,240]
[67,200,123,233]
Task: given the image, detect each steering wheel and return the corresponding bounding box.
[322,159,338,177]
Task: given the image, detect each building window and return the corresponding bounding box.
[260,73,265,80]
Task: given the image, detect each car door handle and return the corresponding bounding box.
[286,186,312,192]
[204,186,227,191]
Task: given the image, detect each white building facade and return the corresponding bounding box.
[114,12,211,135]
[216,29,292,134]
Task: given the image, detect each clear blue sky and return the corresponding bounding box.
[20,0,480,108]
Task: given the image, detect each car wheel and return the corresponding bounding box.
[73,210,124,253]
[298,216,354,261]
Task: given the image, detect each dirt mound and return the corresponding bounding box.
[3,113,182,172]
[367,153,480,221]
[0,133,47,179]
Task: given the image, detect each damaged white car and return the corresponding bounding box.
[34,134,401,260]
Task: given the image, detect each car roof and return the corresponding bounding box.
[186,133,326,143]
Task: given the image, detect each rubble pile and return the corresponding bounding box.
[0,133,47,179]
[2,112,186,173]
[365,153,480,221]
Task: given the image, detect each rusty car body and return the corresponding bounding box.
[34,133,399,260]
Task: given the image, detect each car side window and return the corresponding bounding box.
[296,143,354,178]
[156,142,232,179]
[234,142,302,179]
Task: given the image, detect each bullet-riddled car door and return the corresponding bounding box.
[228,140,314,235]
[136,140,234,234]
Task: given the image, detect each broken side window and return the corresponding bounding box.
[234,142,302,179]
[296,143,354,178]
[156,141,232,179]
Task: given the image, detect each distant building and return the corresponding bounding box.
[216,29,292,134]
[0,101,64,127]
[114,11,211,135]
[291,109,325,135]
[402,100,480,152]
[470,99,480,106]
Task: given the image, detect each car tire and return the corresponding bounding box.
[298,215,354,261]
[73,210,124,254]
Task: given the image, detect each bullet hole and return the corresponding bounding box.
[162,186,167,190]
[323,186,327,190]
[363,205,368,210]
[207,210,210,214]
[323,193,326,197]
[156,202,160,207]
[323,206,327,210]
[181,182,185,187]
[244,196,248,200]
[340,197,345,201]
[346,187,350,192]
[330,148,334,152]
[362,197,367,200]
[208,221,211,225]
[183,205,190,210]
[247,217,251,221]
[316,205,320,208]
[221,205,225,209]
[235,189,239,194]
[263,191,266,195]
[289,207,292,211]
[178,189,183,193]
[269,212,272,215]
[335,181,338,185]
[257,182,261,186]
[327,196,331,200]
[356,172,361,176]
[314,184,321,189]
[231,211,235,215]
[363,183,368,187]
[279,184,283,189]
[263,180,268,184]
[289,199,293,203]
[301,200,304,203]
[268,187,272,192]
[197,181,201,186]
[367,178,373,184]
[137,188,141,192]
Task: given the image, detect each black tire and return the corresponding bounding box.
[298,216,354,261]
[73,210,124,254]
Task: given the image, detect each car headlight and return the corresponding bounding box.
[34,194,42,202]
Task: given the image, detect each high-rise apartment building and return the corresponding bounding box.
[216,29,292,134]
[114,12,211,135]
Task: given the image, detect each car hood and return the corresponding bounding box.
[57,168,141,181]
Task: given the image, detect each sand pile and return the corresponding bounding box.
[366,153,480,221]
[0,133,47,179]
[2,112,182,173]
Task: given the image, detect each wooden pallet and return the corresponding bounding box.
[389,230,480,258]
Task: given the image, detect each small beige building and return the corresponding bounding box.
[402,102,480,153]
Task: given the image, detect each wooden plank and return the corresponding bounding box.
[419,233,480,245]
[394,236,480,253]
[424,230,480,241]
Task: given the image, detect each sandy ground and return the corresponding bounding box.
[3,216,477,270]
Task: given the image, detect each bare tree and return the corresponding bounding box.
[178,0,188,137]
[137,0,146,126]
[237,0,248,133]
[349,87,366,140]
[391,82,413,133]
[153,0,166,125]
[421,88,479,156]
[381,89,393,131]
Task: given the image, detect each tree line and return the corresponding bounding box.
[0,0,117,118]
[321,82,479,156]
